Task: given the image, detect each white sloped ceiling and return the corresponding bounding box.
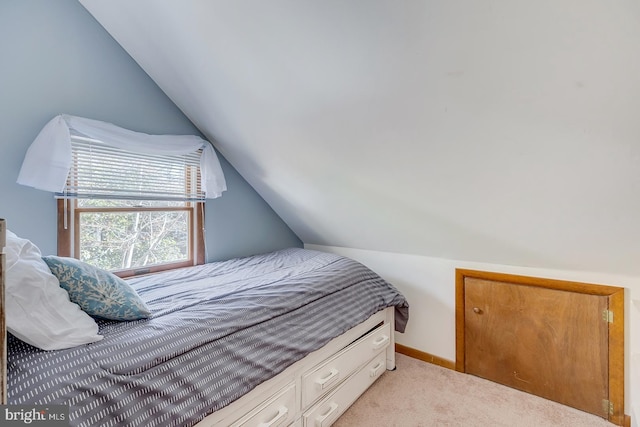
[79,0,640,275]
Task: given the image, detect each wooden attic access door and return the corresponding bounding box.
[455,270,625,425]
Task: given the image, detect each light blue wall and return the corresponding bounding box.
[0,0,301,260]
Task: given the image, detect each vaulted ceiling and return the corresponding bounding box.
[79,0,640,275]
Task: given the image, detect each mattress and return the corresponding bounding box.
[8,248,409,427]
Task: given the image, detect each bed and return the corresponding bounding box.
[1,221,408,426]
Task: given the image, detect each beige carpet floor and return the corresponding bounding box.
[334,353,615,427]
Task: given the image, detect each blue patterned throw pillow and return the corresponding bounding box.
[42,256,151,321]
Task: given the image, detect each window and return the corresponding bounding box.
[58,199,204,277]
[57,136,206,277]
[18,114,226,276]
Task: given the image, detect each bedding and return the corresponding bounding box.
[4,230,102,350]
[8,248,409,427]
[42,255,151,321]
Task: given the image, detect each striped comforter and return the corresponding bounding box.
[8,248,409,427]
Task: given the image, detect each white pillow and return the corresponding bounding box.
[4,230,103,350]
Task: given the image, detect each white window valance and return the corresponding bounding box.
[16,114,226,199]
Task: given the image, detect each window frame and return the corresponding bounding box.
[57,199,205,278]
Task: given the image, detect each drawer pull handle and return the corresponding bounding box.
[316,368,340,389]
[372,335,390,350]
[315,402,339,427]
[258,405,288,427]
[370,360,385,377]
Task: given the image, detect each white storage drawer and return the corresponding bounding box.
[303,354,387,427]
[232,383,296,427]
[301,322,391,408]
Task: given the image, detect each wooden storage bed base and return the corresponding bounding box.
[197,306,396,427]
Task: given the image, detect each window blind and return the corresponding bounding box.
[56,136,204,201]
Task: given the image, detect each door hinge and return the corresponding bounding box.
[602,399,614,415]
[602,309,613,323]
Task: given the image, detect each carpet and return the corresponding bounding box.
[334,353,614,427]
